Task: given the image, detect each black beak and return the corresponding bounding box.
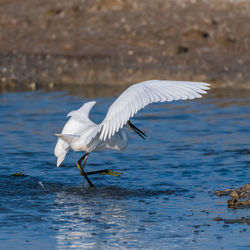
[127,120,147,140]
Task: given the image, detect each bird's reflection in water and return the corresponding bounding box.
[53,186,140,249]
[51,184,177,249]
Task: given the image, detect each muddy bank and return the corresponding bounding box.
[1,0,250,90]
[216,184,250,209]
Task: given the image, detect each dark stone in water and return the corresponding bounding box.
[215,184,250,209]
[227,198,250,209]
[213,217,250,225]
[10,172,28,177]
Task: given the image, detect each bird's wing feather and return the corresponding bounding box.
[54,101,96,166]
[99,80,210,141]
[67,101,96,124]
[55,133,80,145]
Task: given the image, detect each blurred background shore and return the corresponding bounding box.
[1,0,250,92]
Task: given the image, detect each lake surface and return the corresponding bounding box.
[0,87,249,249]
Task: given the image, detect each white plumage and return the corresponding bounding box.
[54,80,210,168]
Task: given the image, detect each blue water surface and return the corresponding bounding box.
[0,88,249,249]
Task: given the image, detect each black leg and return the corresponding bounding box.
[76,153,94,187]
[127,120,147,140]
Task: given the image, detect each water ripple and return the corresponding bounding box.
[0,90,249,249]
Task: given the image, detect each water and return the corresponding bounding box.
[0,88,249,249]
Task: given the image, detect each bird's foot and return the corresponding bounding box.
[85,169,122,177]
[100,170,123,177]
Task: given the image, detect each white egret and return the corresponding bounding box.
[55,80,210,187]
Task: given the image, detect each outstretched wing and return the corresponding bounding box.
[99,80,210,141]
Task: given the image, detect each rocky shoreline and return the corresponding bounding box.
[1,0,250,90]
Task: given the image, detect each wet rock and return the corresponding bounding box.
[11,172,28,177]
[216,184,250,199]
[213,217,222,221]
[216,184,250,209]
[227,198,250,209]
[213,217,250,225]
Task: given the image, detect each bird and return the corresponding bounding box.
[54,80,210,187]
